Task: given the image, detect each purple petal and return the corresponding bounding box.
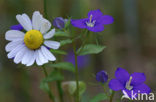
[123,89,132,98]
[64,51,90,69]
[123,84,151,99]
[71,18,87,29]
[109,79,124,91]
[131,73,146,86]
[88,9,103,19]
[101,15,114,25]
[10,24,23,30]
[87,24,104,32]
[115,68,130,84]
[133,84,151,94]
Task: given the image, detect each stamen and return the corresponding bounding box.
[89,14,93,23]
[86,14,96,27]
[126,76,133,90]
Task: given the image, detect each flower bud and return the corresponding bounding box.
[96,70,108,83]
[53,17,66,29]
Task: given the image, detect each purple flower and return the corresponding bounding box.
[96,70,108,83]
[64,51,90,69]
[109,68,151,99]
[71,9,114,32]
[53,17,67,29]
[10,24,23,30]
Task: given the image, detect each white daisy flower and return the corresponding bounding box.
[5,11,60,66]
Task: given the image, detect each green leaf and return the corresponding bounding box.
[50,49,67,55]
[46,62,75,72]
[60,39,73,46]
[90,93,108,102]
[40,80,50,93]
[43,70,64,82]
[55,31,70,37]
[77,44,106,55]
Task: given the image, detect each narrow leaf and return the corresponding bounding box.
[46,62,75,72]
[77,44,106,55]
[60,39,72,46]
[90,93,108,102]
[55,31,70,37]
[50,49,67,55]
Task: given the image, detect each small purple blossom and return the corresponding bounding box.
[96,70,108,83]
[53,17,67,29]
[71,9,114,32]
[109,68,151,99]
[64,51,90,69]
[10,24,23,30]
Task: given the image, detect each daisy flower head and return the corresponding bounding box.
[71,9,114,32]
[5,11,60,66]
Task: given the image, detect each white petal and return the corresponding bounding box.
[35,50,43,66]
[7,44,25,59]
[38,49,48,64]
[32,11,43,30]
[41,46,56,61]
[26,51,36,66]
[14,46,27,64]
[5,40,23,52]
[16,14,32,31]
[40,18,51,34]
[44,40,60,49]
[44,28,55,39]
[5,30,24,41]
[21,48,33,65]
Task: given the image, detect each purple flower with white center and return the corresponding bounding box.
[71,9,114,32]
[109,68,151,99]
[96,70,108,83]
[53,17,67,29]
[64,51,90,69]
[10,24,23,30]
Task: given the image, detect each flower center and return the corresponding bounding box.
[24,30,43,50]
[126,76,133,90]
[86,14,96,27]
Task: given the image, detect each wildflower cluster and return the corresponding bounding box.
[4,8,151,102]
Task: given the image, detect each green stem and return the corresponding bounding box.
[55,68,64,102]
[43,66,55,102]
[109,91,115,102]
[56,80,64,102]
[44,0,48,18]
[73,44,80,102]
[102,84,109,97]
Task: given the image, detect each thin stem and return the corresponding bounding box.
[102,84,109,97]
[109,91,115,102]
[56,80,64,102]
[42,66,55,102]
[44,0,48,18]
[55,68,64,102]
[73,44,80,102]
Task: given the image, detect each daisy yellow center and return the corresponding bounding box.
[24,30,43,50]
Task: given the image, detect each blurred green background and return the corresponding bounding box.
[0,0,156,102]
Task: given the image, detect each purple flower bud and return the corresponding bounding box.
[10,24,23,30]
[53,17,66,29]
[96,70,108,83]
